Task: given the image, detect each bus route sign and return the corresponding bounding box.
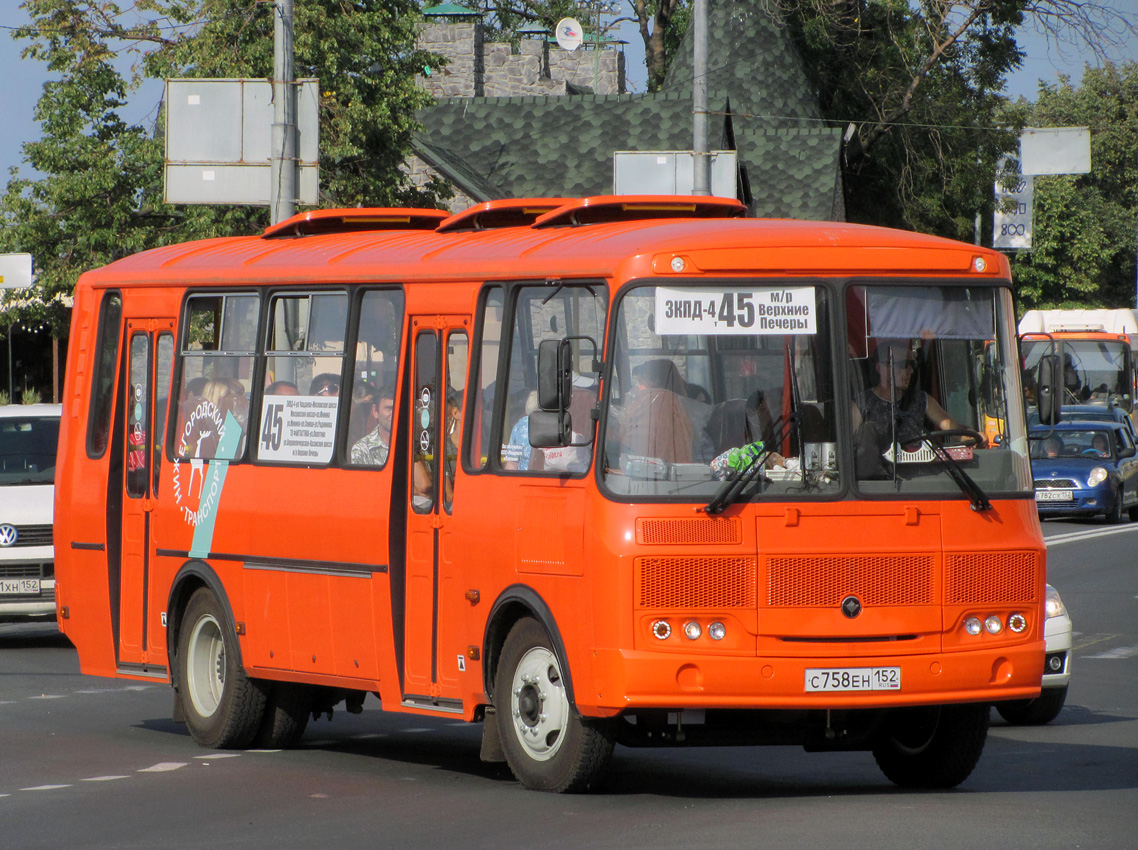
[655,286,816,336]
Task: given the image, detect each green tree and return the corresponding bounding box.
[1011,62,1138,310]
[144,0,444,207]
[770,0,1133,238]
[1,0,446,332]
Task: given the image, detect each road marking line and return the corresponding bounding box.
[1075,633,1123,651]
[1083,645,1138,659]
[82,776,130,782]
[1044,525,1138,547]
[21,785,72,791]
[138,762,187,773]
[28,695,66,700]
[194,753,240,759]
[246,748,282,753]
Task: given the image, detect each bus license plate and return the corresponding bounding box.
[1035,490,1073,502]
[804,667,901,692]
[0,578,40,595]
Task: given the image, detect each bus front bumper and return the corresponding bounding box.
[582,642,1045,716]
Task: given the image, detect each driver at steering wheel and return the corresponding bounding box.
[851,339,981,465]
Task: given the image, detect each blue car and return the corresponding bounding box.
[1028,403,1137,441]
[1031,422,1138,522]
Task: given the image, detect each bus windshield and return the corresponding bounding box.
[600,281,1030,500]
[1021,337,1131,411]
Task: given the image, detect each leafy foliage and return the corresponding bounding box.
[1011,62,1138,310]
[0,0,446,332]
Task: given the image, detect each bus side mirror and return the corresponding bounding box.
[1037,353,1062,426]
[537,338,572,413]
[529,410,572,448]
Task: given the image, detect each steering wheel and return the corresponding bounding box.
[925,428,986,447]
[1082,448,1106,458]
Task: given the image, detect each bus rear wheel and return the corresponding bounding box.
[256,682,312,747]
[175,587,267,749]
[872,702,989,789]
[494,618,614,792]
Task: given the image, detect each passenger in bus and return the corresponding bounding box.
[309,373,340,396]
[265,380,299,396]
[351,384,395,466]
[852,340,976,475]
[617,360,694,464]
[502,391,540,470]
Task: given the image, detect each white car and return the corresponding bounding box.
[0,404,61,620]
[996,584,1072,724]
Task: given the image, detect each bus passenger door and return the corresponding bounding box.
[116,320,175,669]
[403,317,469,707]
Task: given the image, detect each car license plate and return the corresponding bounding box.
[0,578,40,595]
[805,667,901,692]
[1035,490,1074,502]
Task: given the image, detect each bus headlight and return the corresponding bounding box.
[1088,467,1108,486]
[651,620,671,640]
[708,621,726,641]
[1008,613,1028,633]
[984,615,1004,634]
[683,621,702,640]
[964,617,982,636]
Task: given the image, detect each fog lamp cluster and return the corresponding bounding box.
[651,619,726,641]
[963,613,1029,636]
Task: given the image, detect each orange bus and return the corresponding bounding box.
[54,196,1045,792]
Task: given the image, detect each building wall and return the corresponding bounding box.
[413,19,626,210]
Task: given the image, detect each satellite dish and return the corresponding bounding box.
[555,18,583,51]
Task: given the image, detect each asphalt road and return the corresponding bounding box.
[3,517,1136,849]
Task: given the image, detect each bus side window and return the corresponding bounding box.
[469,287,504,470]
[259,292,348,466]
[175,293,259,462]
[86,291,122,458]
[152,332,174,493]
[345,289,405,467]
[499,284,605,474]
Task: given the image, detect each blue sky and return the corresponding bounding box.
[2,5,1136,184]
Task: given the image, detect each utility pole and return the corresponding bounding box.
[691,0,710,195]
[271,0,298,224]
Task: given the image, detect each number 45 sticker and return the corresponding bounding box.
[655,286,817,336]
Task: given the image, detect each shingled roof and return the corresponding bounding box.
[414,0,843,220]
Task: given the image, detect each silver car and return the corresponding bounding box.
[0,404,60,621]
[996,584,1072,724]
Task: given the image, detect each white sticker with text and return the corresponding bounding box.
[655,286,816,335]
[258,394,340,464]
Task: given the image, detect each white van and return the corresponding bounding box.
[0,404,61,620]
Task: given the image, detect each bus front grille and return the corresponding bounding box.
[766,555,934,607]
[945,551,1037,604]
[635,518,742,545]
[637,557,756,608]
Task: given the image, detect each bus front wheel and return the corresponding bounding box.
[175,587,267,749]
[494,618,614,792]
[872,702,989,788]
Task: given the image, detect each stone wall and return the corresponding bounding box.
[416,20,625,99]
[417,21,484,98]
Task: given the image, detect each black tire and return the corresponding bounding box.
[175,587,267,749]
[255,682,312,748]
[494,618,614,793]
[1128,502,1138,522]
[995,686,1068,726]
[1105,487,1124,524]
[872,703,989,789]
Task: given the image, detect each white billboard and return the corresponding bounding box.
[1020,127,1090,176]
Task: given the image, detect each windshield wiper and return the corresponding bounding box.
[917,429,991,512]
[704,412,800,514]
